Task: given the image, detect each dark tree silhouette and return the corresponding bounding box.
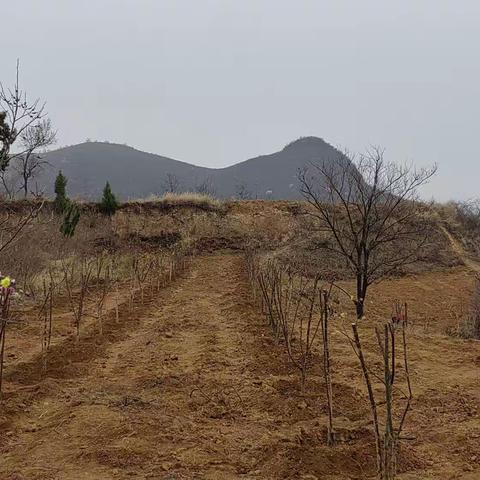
[60,202,81,238]
[54,171,69,213]
[99,181,119,216]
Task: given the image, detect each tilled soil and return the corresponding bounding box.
[0,254,479,479]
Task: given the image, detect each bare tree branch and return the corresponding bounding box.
[298,148,436,318]
[0,60,47,172]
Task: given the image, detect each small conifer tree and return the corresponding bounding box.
[99,181,118,216]
[60,202,81,238]
[54,171,69,213]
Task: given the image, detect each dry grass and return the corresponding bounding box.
[452,276,480,339]
[435,200,480,256]
[123,192,223,211]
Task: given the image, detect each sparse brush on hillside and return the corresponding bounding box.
[454,200,480,233]
[437,199,480,255]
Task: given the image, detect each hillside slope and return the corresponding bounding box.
[214,136,346,199]
[37,142,213,200]
[37,137,346,200]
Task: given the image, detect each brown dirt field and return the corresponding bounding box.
[0,254,479,479]
[339,267,476,334]
[3,282,146,377]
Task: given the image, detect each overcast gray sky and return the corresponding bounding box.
[3,0,479,200]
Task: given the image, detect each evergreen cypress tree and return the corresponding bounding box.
[60,202,81,238]
[54,171,69,213]
[99,181,118,216]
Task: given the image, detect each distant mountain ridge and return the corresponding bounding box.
[37,136,347,200]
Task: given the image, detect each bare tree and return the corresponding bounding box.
[195,176,216,196]
[0,168,20,199]
[0,200,45,254]
[0,61,47,172]
[92,255,110,335]
[39,271,55,373]
[455,199,480,230]
[14,118,56,197]
[298,148,436,318]
[162,173,181,194]
[235,182,252,200]
[320,287,335,445]
[251,254,337,394]
[62,256,94,339]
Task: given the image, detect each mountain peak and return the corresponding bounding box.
[38,137,344,200]
[282,136,329,151]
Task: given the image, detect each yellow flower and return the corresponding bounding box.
[1,277,11,289]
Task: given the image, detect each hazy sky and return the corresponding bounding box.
[3,1,479,200]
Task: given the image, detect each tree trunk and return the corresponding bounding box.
[355,273,368,319]
[352,322,383,478]
[322,291,335,445]
[356,300,364,319]
[383,325,396,479]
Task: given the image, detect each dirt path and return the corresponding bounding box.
[0,254,343,480]
[440,225,480,273]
